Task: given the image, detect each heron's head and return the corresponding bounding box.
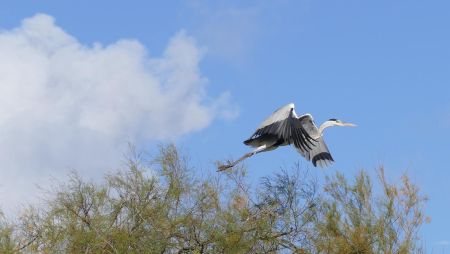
[318,118,357,134]
[328,118,357,127]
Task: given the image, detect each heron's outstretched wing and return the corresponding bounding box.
[246,103,316,151]
[296,114,334,168]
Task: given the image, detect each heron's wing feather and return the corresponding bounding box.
[295,137,334,167]
[256,103,294,129]
[247,104,316,151]
[295,115,334,168]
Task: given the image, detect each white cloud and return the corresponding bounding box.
[0,14,237,213]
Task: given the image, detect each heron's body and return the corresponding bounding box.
[218,103,355,171]
[244,134,286,149]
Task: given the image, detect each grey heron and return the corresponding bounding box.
[218,103,356,171]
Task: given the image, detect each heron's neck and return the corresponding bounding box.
[318,121,337,135]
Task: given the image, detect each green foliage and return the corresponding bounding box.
[0,212,16,254]
[0,145,427,253]
[313,169,428,254]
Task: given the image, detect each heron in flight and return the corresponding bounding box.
[218,103,356,171]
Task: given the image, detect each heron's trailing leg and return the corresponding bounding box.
[218,145,268,171]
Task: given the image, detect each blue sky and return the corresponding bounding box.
[1,0,449,251]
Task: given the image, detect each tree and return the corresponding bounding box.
[0,145,427,253]
[313,169,428,254]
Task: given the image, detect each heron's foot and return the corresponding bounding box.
[217,163,233,172]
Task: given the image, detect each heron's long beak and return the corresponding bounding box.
[340,122,357,127]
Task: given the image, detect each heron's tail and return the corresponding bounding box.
[243,138,252,146]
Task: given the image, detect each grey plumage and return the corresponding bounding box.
[295,114,334,167]
[218,103,356,171]
[244,103,316,152]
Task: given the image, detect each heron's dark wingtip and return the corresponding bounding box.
[312,152,334,167]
